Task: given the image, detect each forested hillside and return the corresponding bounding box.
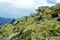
[0,3,60,40]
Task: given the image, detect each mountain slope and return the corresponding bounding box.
[0,3,60,40]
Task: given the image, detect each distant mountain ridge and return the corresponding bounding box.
[0,17,12,24]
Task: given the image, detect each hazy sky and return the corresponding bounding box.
[0,0,60,18]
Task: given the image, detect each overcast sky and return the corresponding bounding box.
[0,0,60,18]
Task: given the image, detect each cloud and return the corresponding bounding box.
[0,3,34,18]
[0,0,36,8]
[12,0,36,8]
[57,0,60,3]
[0,0,57,8]
[0,0,59,18]
[11,0,57,8]
[11,0,55,8]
